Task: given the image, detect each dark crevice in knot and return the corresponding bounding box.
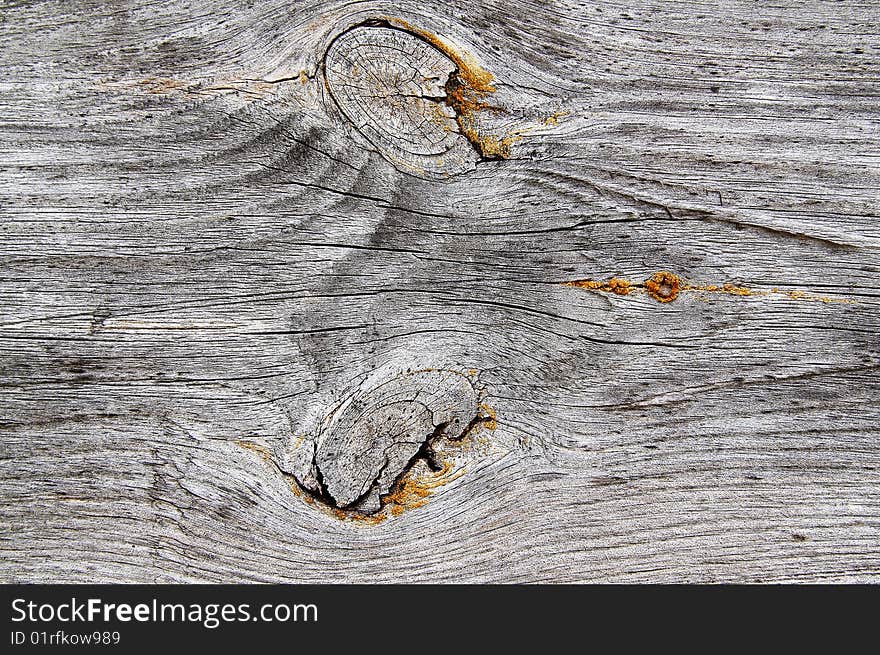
[277,369,494,519]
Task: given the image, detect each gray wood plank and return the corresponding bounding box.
[1,0,878,582]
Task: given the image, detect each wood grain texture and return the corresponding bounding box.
[1,0,879,583]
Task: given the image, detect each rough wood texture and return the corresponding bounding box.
[324,24,479,177]
[1,0,879,583]
[281,368,483,514]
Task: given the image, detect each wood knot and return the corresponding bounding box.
[281,369,491,517]
[323,22,493,178]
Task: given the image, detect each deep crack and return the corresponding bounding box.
[296,408,491,516]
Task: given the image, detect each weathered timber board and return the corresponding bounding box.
[1,0,879,582]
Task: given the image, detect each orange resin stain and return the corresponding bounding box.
[565,277,633,295]
[383,17,496,94]
[686,282,759,297]
[564,272,856,304]
[644,271,682,302]
[773,288,853,304]
[332,507,389,525]
[383,459,465,517]
[478,402,498,431]
[542,110,569,125]
[325,459,465,524]
[235,439,275,464]
[291,423,480,526]
[329,411,484,523]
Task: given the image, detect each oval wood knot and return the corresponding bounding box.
[324,25,481,178]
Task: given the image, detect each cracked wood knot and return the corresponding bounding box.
[323,23,492,178]
[280,369,486,516]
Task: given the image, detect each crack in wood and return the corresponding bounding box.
[274,369,493,518]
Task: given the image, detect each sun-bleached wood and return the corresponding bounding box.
[1,0,878,583]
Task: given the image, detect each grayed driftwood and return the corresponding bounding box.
[1,0,878,582]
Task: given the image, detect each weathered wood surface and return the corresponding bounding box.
[1,0,879,582]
